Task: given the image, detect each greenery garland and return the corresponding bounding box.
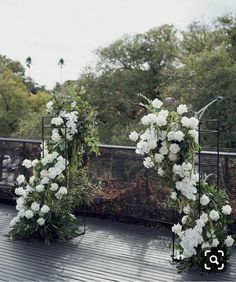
[9,88,99,243]
[129,95,234,272]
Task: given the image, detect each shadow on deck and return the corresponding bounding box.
[0,204,236,282]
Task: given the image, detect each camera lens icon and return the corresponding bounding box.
[202,248,226,272]
[209,255,219,265]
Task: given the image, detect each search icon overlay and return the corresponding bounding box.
[201,248,226,272]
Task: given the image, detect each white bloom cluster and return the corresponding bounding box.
[10,105,79,230]
[131,96,234,262]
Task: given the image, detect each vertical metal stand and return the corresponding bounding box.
[41,116,86,236]
[172,118,220,261]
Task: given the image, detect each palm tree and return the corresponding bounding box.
[25,57,32,76]
[58,58,65,83]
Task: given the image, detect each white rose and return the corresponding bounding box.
[71,101,77,108]
[174,131,184,142]
[36,184,45,193]
[189,130,199,143]
[222,204,232,215]
[129,131,139,142]
[209,210,220,221]
[211,238,219,247]
[181,215,188,224]
[177,104,188,115]
[168,153,177,161]
[200,194,210,206]
[158,167,164,176]
[17,175,25,185]
[22,159,32,168]
[181,117,190,128]
[183,205,191,215]
[172,223,182,235]
[152,98,163,109]
[29,176,36,184]
[41,205,50,214]
[225,235,234,247]
[200,212,208,223]
[51,117,64,126]
[143,157,154,169]
[167,131,175,141]
[58,186,67,195]
[37,218,46,226]
[31,202,40,212]
[51,129,61,143]
[189,117,199,130]
[41,177,50,185]
[201,242,210,249]
[50,183,59,191]
[24,210,34,219]
[32,159,39,167]
[171,191,177,200]
[169,143,180,154]
[154,153,164,163]
[46,101,53,111]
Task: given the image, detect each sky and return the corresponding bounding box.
[0,0,236,89]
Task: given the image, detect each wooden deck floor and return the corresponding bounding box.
[0,204,236,281]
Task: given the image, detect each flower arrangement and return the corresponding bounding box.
[129,95,234,272]
[9,88,99,243]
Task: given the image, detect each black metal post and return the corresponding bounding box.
[198,121,201,217]
[216,119,220,189]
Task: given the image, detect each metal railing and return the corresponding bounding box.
[0,137,236,225]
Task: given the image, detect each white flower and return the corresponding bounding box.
[167,131,175,141]
[41,205,50,214]
[29,176,36,184]
[182,162,192,171]
[182,215,188,224]
[152,98,163,109]
[129,131,139,142]
[46,101,53,111]
[158,167,164,176]
[15,187,26,197]
[211,238,220,247]
[177,104,188,115]
[10,216,20,227]
[168,153,177,161]
[200,212,208,223]
[209,210,220,221]
[58,187,67,195]
[189,130,199,143]
[169,143,180,154]
[172,223,182,235]
[51,129,61,142]
[201,242,210,249]
[36,184,45,193]
[183,205,191,215]
[51,117,64,126]
[17,175,25,185]
[141,114,157,125]
[154,153,164,163]
[225,235,234,247]
[200,194,210,206]
[41,177,50,185]
[50,183,59,191]
[31,202,40,212]
[171,191,177,200]
[189,117,199,130]
[143,157,154,169]
[37,218,46,226]
[24,210,34,219]
[32,159,39,167]
[181,116,190,128]
[71,101,77,108]
[174,131,184,142]
[22,159,32,169]
[222,204,232,215]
